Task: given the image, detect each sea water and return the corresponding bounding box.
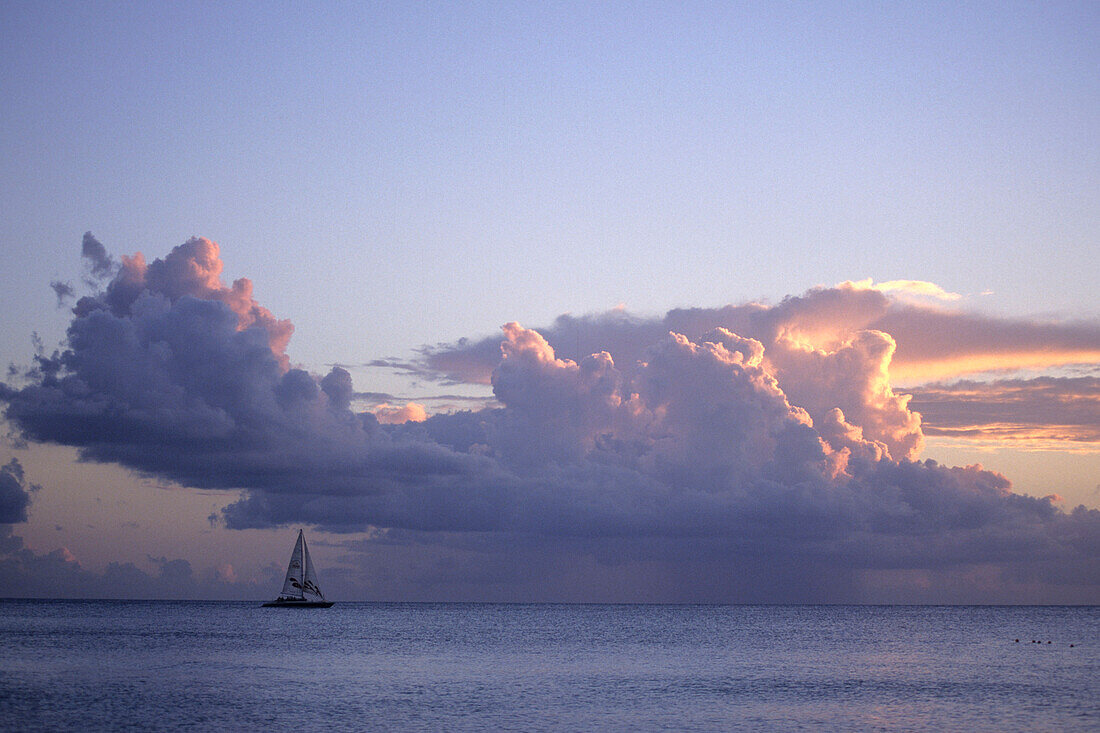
[0,601,1096,731]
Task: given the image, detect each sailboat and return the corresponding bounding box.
[262,529,334,608]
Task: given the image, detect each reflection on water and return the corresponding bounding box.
[0,601,1096,731]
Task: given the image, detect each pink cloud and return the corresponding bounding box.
[371,402,429,424]
[89,237,294,365]
[417,285,1100,387]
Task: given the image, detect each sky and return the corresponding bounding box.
[0,1,1097,603]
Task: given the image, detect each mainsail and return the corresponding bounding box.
[278,529,326,602]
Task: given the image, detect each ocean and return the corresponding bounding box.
[0,601,1096,731]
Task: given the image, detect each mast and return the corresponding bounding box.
[297,529,305,600]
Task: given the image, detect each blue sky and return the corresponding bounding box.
[0,2,1097,602]
[3,2,1097,365]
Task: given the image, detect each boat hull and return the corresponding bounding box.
[261,600,334,608]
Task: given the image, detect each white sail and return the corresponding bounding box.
[300,532,325,602]
[279,529,306,599]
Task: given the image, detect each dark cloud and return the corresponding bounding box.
[1,237,1098,601]
[49,280,75,306]
[320,366,354,411]
[81,231,115,279]
[350,389,496,414]
[0,458,35,524]
[352,390,396,403]
[360,358,439,382]
[910,376,1100,444]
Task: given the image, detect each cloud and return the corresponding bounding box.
[1,236,1098,601]
[370,402,428,424]
[416,285,1100,387]
[81,231,115,279]
[49,280,75,306]
[0,528,267,599]
[0,458,36,524]
[910,376,1100,447]
[844,278,962,301]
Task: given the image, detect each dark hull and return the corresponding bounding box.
[261,600,334,608]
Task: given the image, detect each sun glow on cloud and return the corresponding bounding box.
[418,282,1100,451]
[844,278,963,302]
[370,402,429,424]
[891,352,1100,385]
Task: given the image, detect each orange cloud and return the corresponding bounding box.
[371,402,428,424]
[420,285,1100,392]
[103,237,294,365]
[892,351,1100,384]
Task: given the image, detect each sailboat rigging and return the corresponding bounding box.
[262,529,334,608]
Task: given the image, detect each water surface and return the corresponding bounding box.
[0,601,1096,731]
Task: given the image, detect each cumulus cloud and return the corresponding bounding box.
[1,236,1097,601]
[416,283,1100,386]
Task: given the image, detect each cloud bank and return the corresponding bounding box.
[2,236,1098,601]
[911,377,1100,447]
[0,527,268,600]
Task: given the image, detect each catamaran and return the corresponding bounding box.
[262,529,334,608]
